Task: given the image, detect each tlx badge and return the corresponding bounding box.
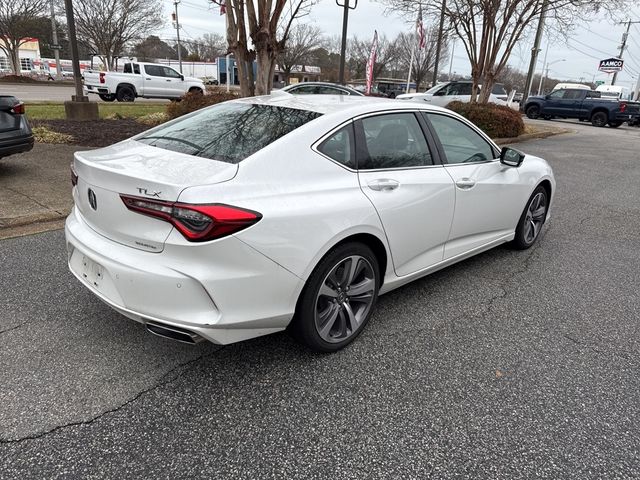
[137,188,161,197]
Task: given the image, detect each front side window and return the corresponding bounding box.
[162,67,181,78]
[357,113,433,170]
[562,90,583,100]
[548,90,565,99]
[144,65,164,77]
[425,113,495,164]
[317,124,355,168]
[137,103,322,164]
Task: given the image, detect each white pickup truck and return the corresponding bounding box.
[83,62,205,102]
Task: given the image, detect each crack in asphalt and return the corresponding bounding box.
[0,322,28,336]
[1,185,55,213]
[0,345,225,445]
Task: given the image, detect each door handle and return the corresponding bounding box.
[455,178,476,189]
[166,79,172,82]
[368,179,399,191]
[145,77,151,80]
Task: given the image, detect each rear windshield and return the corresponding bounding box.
[137,102,322,163]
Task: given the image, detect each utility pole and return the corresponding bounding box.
[634,74,640,101]
[50,0,62,80]
[337,0,357,85]
[537,42,549,95]
[432,0,446,87]
[612,20,640,86]
[522,0,548,106]
[174,1,183,74]
[447,38,455,81]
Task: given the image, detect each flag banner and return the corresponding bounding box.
[416,5,425,50]
[220,0,227,15]
[365,30,379,95]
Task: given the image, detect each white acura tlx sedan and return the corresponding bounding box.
[65,94,555,352]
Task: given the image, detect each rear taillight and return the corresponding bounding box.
[11,103,25,114]
[71,164,78,187]
[99,72,106,84]
[620,102,627,113]
[120,195,261,242]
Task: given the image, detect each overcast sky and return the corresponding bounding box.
[161,0,640,90]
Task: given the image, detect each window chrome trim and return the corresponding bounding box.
[311,113,445,173]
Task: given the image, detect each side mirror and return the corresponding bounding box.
[500,147,525,167]
[180,74,184,81]
[545,94,550,99]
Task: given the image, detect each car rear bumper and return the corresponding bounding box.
[0,134,34,158]
[65,207,303,345]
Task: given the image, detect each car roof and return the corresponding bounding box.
[233,92,453,117]
[284,82,354,88]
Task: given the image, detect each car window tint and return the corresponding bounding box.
[162,67,181,78]
[548,90,564,99]
[425,113,495,164]
[456,83,472,95]
[289,85,316,95]
[317,124,355,168]
[317,86,347,95]
[433,84,449,96]
[145,65,163,77]
[133,64,140,74]
[357,113,433,170]
[492,84,506,95]
[137,103,322,164]
[562,90,582,100]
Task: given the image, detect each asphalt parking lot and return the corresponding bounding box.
[1,83,169,103]
[1,120,639,478]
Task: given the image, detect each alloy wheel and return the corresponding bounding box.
[523,192,547,244]
[314,255,376,343]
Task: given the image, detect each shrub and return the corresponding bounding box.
[166,88,240,119]
[137,112,169,126]
[32,126,74,144]
[446,101,525,139]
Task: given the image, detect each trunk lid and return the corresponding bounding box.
[74,139,238,252]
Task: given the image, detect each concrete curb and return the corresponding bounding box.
[494,128,573,145]
[0,210,69,229]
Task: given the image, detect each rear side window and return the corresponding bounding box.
[145,65,164,77]
[317,124,355,168]
[357,113,433,169]
[492,84,507,95]
[137,103,322,164]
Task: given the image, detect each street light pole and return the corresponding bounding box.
[174,1,183,74]
[50,0,62,80]
[538,58,565,95]
[523,0,549,106]
[432,0,447,88]
[337,0,357,85]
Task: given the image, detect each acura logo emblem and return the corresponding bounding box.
[88,188,97,210]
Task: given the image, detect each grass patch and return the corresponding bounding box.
[32,126,75,144]
[25,102,166,120]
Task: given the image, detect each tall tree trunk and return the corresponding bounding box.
[255,47,272,95]
[10,47,20,75]
[479,72,494,103]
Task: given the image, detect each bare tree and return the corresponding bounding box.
[396,27,445,91]
[277,23,324,84]
[199,33,227,61]
[211,0,316,96]
[348,34,399,80]
[381,0,631,103]
[72,0,164,70]
[0,0,48,75]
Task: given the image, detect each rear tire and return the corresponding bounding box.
[525,104,540,119]
[511,186,548,250]
[591,111,607,127]
[99,94,116,102]
[116,86,135,102]
[290,243,380,353]
[189,87,204,95]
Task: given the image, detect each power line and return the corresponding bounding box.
[570,37,616,57]
[566,41,603,61]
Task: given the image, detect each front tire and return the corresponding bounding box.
[291,243,380,352]
[99,93,116,102]
[525,104,540,119]
[512,186,548,250]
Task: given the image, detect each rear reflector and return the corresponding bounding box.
[620,102,627,113]
[99,72,106,84]
[120,195,261,242]
[11,103,25,115]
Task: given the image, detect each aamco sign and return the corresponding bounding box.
[599,58,624,73]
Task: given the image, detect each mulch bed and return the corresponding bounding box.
[32,119,151,147]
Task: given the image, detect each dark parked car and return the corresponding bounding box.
[282,82,365,96]
[0,96,34,159]
[523,88,640,127]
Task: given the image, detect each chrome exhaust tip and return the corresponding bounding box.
[146,322,204,345]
